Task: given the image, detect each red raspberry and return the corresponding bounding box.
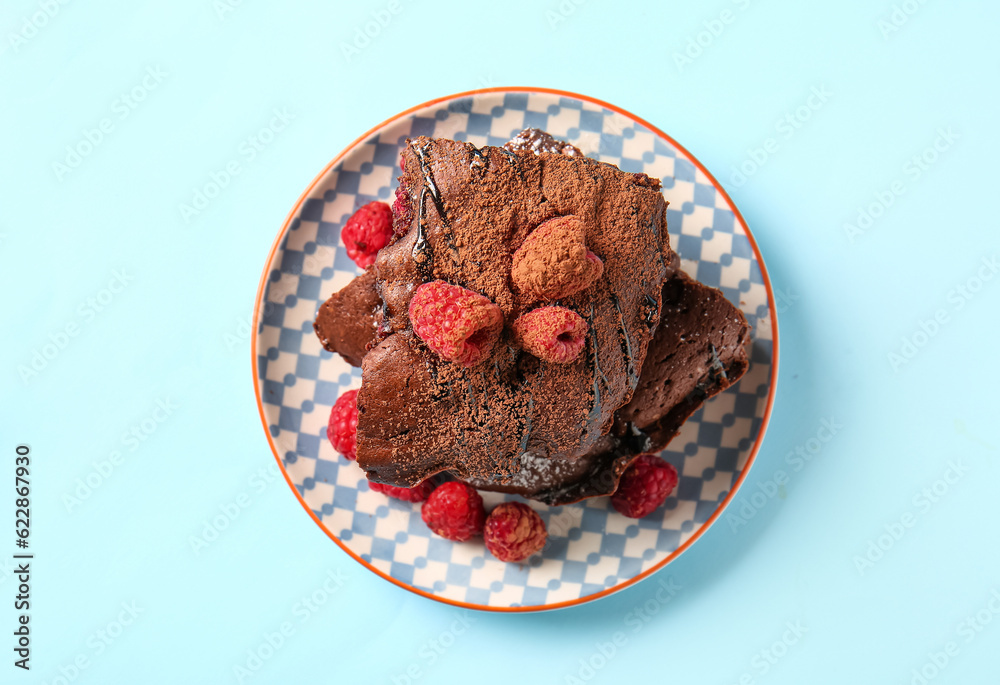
[511,215,603,300]
[326,389,359,460]
[391,183,413,235]
[368,479,435,503]
[610,454,679,518]
[514,306,588,363]
[409,281,504,367]
[484,502,547,562]
[421,482,486,541]
[342,201,393,268]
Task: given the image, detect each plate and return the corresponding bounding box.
[252,88,778,611]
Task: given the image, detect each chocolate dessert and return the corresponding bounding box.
[465,270,749,505]
[313,128,749,504]
[313,269,379,367]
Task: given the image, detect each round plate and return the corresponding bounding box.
[252,88,778,612]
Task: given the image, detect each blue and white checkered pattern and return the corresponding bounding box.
[255,91,775,609]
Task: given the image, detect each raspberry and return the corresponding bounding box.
[342,201,393,268]
[409,281,504,367]
[326,389,359,460]
[514,306,588,363]
[610,454,679,518]
[511,215,603,300]
[368,479,435,503]
[484,502,547,562]
[391,183,413,235]
[421,482,486,541]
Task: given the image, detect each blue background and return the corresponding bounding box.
[2,0,998,683]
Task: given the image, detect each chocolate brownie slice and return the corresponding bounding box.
[356,134,673,487]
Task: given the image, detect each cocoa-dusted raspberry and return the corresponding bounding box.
[368,479,435,503]
[421,482,486,541]
[408,280,503,367]
[610,454,678,518]
[511,215,603,300]
[483,502,547,562]
[342,202,394,269]
[514,306,588,363]
[327,390,359,460]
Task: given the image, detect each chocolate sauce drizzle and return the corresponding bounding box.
[537,423,652,506]
[518,395,534,454]
[707,343,728,382]
[686,344,730,404]
[585,304,609,427]
[412,144,448,223]
[412,188,435,279]
[609,293,639,390]
[411,143,454,278]
[646,217,668,278]
[640,293,658,330]
[414,143,466,270]
[469,147,489,170]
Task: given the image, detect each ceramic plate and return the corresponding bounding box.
[252,88,778,612]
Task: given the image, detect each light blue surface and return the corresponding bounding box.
[1,0,998,683]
